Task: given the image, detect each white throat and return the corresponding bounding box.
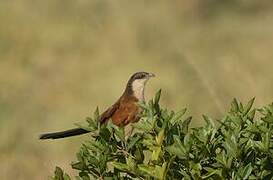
[132,79,148,101]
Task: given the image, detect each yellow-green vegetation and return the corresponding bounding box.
[53,91,273,179]
[1,0,273,179]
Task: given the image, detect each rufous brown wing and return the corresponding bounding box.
[100,94,140,126]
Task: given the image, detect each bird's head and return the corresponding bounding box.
[125,72,155,100]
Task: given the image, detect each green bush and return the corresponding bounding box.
[52,90,273,180]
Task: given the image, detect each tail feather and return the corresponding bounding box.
[39,128,90,140]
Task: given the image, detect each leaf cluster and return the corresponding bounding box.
[52,91,273,180]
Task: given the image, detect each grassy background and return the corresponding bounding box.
[0,0,273,179]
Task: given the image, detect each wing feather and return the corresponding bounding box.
[99,100,120,124]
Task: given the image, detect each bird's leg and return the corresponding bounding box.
[125,124,134,140]
[116,124,134,157]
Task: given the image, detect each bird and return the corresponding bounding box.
[39,71,155,140]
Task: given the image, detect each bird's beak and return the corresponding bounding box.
[148,73,155,78]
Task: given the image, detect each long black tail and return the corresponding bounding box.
[39,128,90,140]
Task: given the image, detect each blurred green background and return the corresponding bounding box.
[1,0,273,179]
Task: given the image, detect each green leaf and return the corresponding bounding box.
[166,136,187,159]
[171,108,187,124]
[261,132,270,151]
[127,135,142,150]
[202,167,222,179]
[203,115,215,128]
[138,163,167,180]
[85,141,106,152]
[242,163,253,180]
[114,126,125,142]
[126,155,136,170]
[244,98,255,115]
[183,133,191,148]
[54,167,64,180]
[86,117,97,129]
[181,116,192,134]
[262,115,273,123]
[79,172,90,180]
[134,145,144,163]
[53,167,71,180]
[155,129,165,146]
[138,164,158,179]
[166,145,183,159]
[151,146,162,161]
[112,162,129,172]
[133,117,154,131]
[247,109,256,121]
[231,98,239,112]
[71,162,86,170]
[223,134,238,158]
[154,89,162,105]
[93,107,100,121]
[239,102,244,113]
[63,174,71,180]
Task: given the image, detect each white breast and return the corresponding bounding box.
[131,79,148,101]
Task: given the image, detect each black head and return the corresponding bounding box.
[129,72,155,81]
[125,72,155,95]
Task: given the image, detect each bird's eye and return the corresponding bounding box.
[132,72,148,80]
[139,73,147,79]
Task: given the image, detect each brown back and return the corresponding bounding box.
[99,95,140,126]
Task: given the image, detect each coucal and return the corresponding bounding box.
[39,72,155,140]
